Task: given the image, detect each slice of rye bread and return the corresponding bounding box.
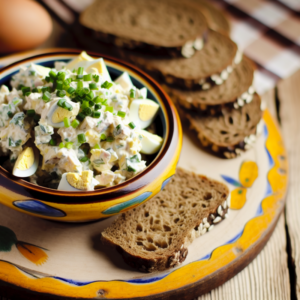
[79,0,208,58]
[191,0,231,36]
[101,167,230,273]
[163,56,255,115]
[122,30,240,90]
[184,93,263,158]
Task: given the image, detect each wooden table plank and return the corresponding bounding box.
[196,90,290,300]
[278,69,300,299]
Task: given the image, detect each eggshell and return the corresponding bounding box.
[0,0,52,53]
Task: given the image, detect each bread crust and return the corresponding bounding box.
[101,168,230,272]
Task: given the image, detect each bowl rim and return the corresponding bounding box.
[0,49,180,199]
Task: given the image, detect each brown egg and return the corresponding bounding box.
[0,0,53,54]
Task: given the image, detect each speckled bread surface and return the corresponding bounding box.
[184,94,263,158]
[79,0,208,57]
[191,0,231,35]
[123,30,239,90]
[101,168,230,272]
[164,56,255,114]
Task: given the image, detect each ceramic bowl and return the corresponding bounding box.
[0,49,182,222]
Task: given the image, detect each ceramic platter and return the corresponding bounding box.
[0,52,288,300]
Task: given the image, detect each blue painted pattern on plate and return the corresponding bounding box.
[13,200,66,217]
[102,192,152,215]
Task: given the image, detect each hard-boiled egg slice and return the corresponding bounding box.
[58,170,99,191]
[65,51,93,71]
[138,129,163,155]
[129,99,159,129]
[12,147,39,178]
[46,100,80,128]
[66,52,111,82]
[32,64,51,77]
[114,72,133,92]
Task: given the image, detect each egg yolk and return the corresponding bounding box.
[138,103,158,121]
[52,107,73,123]
[15,147,34,170]
[66,171,93,190]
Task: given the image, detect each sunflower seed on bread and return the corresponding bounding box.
[183,93,263,158]
[164,56,255,115]
[123,30,239,90]
[101,167,230,272]
[79,0,208,58]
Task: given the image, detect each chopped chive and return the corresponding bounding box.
[82,107,92,116]
[116,124,121,131]
[71,119,80,128]
[93,144,100,149]
[56,80,63,90]
[29,70,36,76]
[67,87,75,94]
[77,67,84,75]
[128,122,136,129]
[64,78,72,85]
[79,156,89,162]
[32,88,39,93]
[86,91,94,100]
[81,101,90,110]
[45,76,52,83]
[41,86,51,93]
[77,112,86,121]
[95,104,102,110]
[57,71,66,81]
[24,91,31,97]
[100,133,106,140]
[65,142,73,149]
[101,81,113,89]
[33,114,40,122]
[63,117,70,128]
[127,166,136,172]
[93,74,99,82]
[105,106,113,113]
[106,136,114,142]
[82,87,90,94]
[130,88,136,98]
[77,133,86,144]
[93,96,103,104]
[89,83,98,90]
[130,154,140,163]
[59,142,65,149]
[77,81,83,90]
[57,98,66,108]
[102,99,108,105]
[56,90,66,97]
[49,138,56,146]
[26,109,35,117]
[7,111,13,118]
[42,91,51,102]
[21,86,30,96]
[92,111,101,118]
[117,111,126,118]
[49,70,57,80]
[83,74,92,81]
[62,101,73,111]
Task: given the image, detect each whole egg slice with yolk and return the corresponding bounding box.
[13,147,39,178]
[129,99,159,129]
[58,170,99,191]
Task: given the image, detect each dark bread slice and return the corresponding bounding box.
[79,0,208,58]
[123,30,239,90]
[191,0,231,36]
[101,168,230,273]
[164,56,255,114]
[184,94,263,158]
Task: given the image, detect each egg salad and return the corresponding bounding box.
[0,52,163,191]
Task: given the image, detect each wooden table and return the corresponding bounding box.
[0,18,297,300]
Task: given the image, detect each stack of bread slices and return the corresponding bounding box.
[81,0,264,159]
[79,0,263,272]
